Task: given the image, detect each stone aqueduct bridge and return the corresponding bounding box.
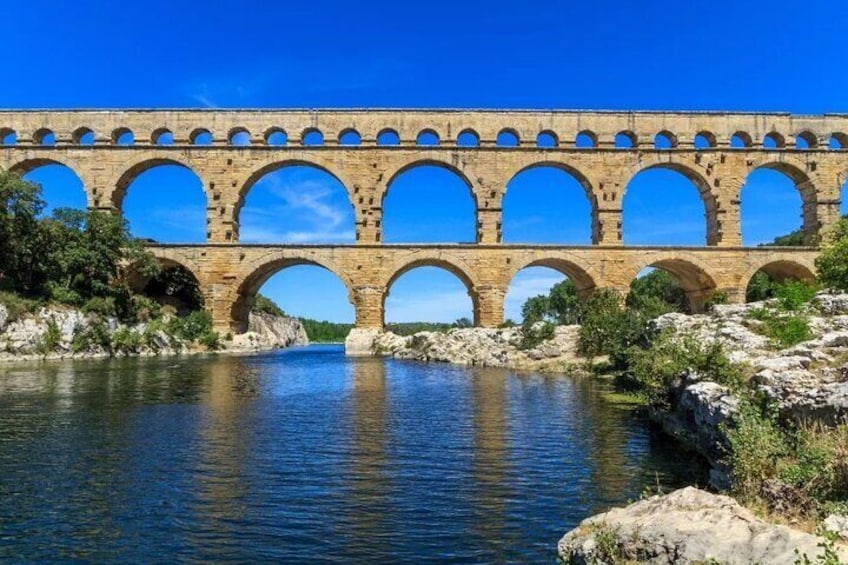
[1,108,845,333]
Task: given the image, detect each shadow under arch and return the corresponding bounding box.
[741,159,819,244]
[381,257,480,325]
[502,161,598,243]
[7,156,94,207]
[112,154,207,210]
[624,159,719,246]
[628,256,718,313]
[234,159,357,233]
[230,257,354,333]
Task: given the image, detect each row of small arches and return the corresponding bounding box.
[3,126,848,150]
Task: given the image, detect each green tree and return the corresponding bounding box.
[627,269,688,317]
[816,217,848,292]
[0,170,48,293]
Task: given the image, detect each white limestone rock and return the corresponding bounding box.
[824,514,848,541]
[345,328,382,356]
[558,487,848,564]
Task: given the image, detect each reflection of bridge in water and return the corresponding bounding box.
[1,109,840,332]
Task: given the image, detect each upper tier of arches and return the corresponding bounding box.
[3,110,848,150]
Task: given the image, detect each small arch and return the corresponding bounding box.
[231,257,352,332]
[574,130,597,148]
[34,128,56,146]
[630,258,717,313]
[134,261,205,315]
[742,160,817,245]
[694,131,716,149]
[152,128,174,146]
[113,128,135,146]
[457,129,480,147]
[0,128,16,145]
[264,127,287,146]
[795,131,818,150]
[654,130,677,149]
[536,130,558,148]
[745,260,817,302]
[377,128,400,146]
[339,128,361,146]
[416,129,440,146]
[302,128,324,146]
[72,127,95,145]
[829,133,848,150]
[615,131,636,149]
[763,131,785,149]
[229,128,251,146]
[190,128,213,145]
[496,128,520,147]
[730,131,753,148]
[383,261,478,325]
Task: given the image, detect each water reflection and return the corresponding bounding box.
[0,347,701,563]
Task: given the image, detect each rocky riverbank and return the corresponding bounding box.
[0,304,308,362]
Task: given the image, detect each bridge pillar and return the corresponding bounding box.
[207,203,238,243]
[477,208,502,244]
[814,200,842,243]
[595,208,622,245]
[356,208,382,243]
[353,285,385,329]
[473,285,505,327]
[715,198,742,247]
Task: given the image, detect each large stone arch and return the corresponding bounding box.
[502,160,600,243]
[380,253,482,325]
[379,156,480,207]
[740,257,817,292]
[234,157,358,228]
[229,253,354,333]
[741,157,820,244]
[5,154,96,208]
[111,152,209,210]
[623,155,720,246]
[625,253,719,312]
[505,254,600,297]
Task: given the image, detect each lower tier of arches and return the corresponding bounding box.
[146,244,820,333]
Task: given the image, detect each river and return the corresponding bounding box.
[0,345,702,563]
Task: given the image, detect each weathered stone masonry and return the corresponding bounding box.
[0,109,843,332]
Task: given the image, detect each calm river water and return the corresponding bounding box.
[0,345,702,563]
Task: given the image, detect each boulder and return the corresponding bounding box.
[558,487,848,564]
[345,328,381,356]
[824,514,848,541]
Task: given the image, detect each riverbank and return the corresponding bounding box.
[0,303,308,362]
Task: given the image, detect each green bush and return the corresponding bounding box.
[519,320,555,350]
[773,280,818,311]
[198,330,221,351]
[816,217,848,292]
[577,289,648,368]
[129,294,162,322]
[751,311,813,349]
[111,327,142,354]
[36,317,62,353]
[45,282,83,306]
[0,291,41,321]
[167,310,214,342]
[71,320,113,353]
[625,331,744,405]
[704,290,729,311]
[252,293,285,317]
[82,296,117,317]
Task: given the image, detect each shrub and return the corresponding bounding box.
[198,330,221,351]
[82,296,117,317]
[167,310,214,343]
[752,311,813,349]
[816,217,848,292]
[773,280,818,311]
[0,291,40,321]
[704,290,729,311]
[36,317,63,353]
[111,327,142,354]
[45,282,83,306]
[252,293,285,317]
[71,320,113,353]
[519,320,555,350]
[129,294,161,322]
[577,289,648,368]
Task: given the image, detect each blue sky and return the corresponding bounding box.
[8,0,848,323]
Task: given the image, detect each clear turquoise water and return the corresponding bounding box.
[0,345,702,563]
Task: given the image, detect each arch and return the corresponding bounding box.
[615,131,636,148]
[190,128,213,145]
[112,154,207,209]
[16,160,88,216]
[829,133,848,150]
[152,128,174,146]
[265,127,287,146]
[496,128,519,147]
[231,256,353,332]
[795,131,818,150]
[383,263,478,326]
[507,256,598,296]
[34,128,55,146]
[575,130,597,148]
[654,130,677,149]
[382,255,481,292]
[376,128,400,146]
[731,131,753,148]
[623,159,718,245]
[763,131,785,149]
[742,159,818,244]
[416,129,440,146]
[742,259,816,291]
[537,130,558,148]
[121,159,208,243]
[382,161,477,243]
[302,127,324,146]
[502,162,596,244]
[339,128,361,146]
[72,127,95,145]
[694,131,716,149]
[457,129,480,147]
[7,155,92,207]
[627,256,718,313]
[229,127,251,146]
[112,127,135,146]
[0,128,15,145]
[130,256,206,314]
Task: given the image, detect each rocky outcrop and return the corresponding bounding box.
[0,303,307,362]
[348,324,583,372]
[558,487,848,564]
